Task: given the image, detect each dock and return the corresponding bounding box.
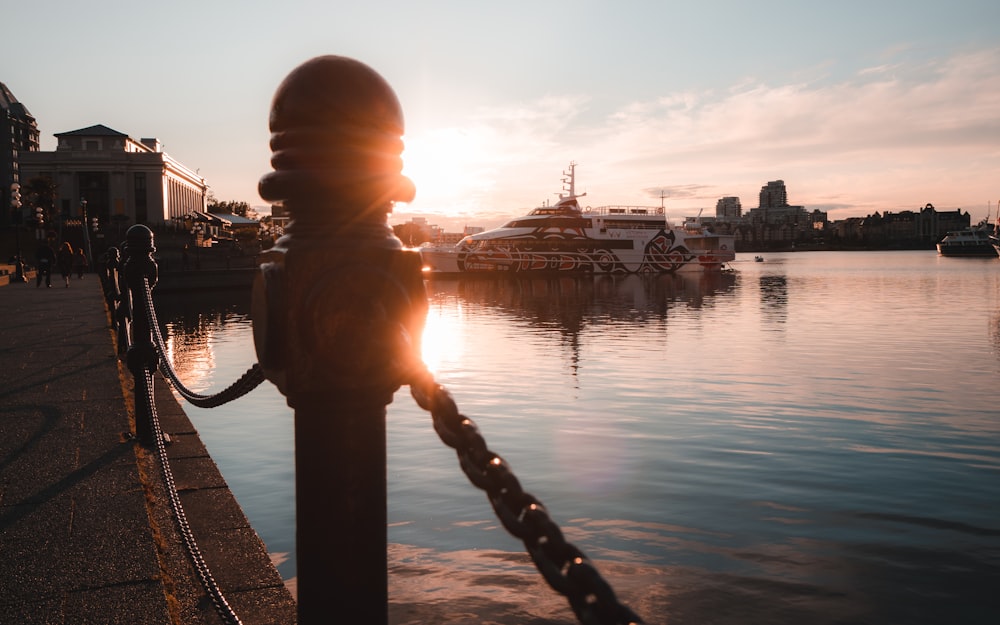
[0,275,296,624]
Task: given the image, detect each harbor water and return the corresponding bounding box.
[153,250,1000,624]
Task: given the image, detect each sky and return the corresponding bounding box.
[3,0,999,231]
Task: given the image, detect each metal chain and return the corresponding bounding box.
[139,366,244,625]
[131,271,642,623]
[407,367,645,625]
[141,279,266,408]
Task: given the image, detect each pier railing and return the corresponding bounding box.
[107,223,643,625]
[103,54,645,625]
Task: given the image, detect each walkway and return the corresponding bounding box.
[0,276,296,624]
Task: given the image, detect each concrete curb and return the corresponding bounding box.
[0,276,296,624]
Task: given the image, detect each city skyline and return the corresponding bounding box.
[3,1,998,232]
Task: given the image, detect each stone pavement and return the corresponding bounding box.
[0,276,296,624]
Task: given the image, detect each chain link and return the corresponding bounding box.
[140,366,245,625]
[114,273,245,624]
[141,279,266,407]
[408,368,645,625]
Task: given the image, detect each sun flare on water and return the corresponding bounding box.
[418,305,460,375]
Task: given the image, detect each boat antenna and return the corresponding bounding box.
[559,161,586,203]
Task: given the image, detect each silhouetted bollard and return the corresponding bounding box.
[104,246,120,316]
[252,56,426,624]
[123,225,160,447]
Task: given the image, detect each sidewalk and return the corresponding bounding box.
[0,276,296,624]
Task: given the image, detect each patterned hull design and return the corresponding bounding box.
[449,229,732,274]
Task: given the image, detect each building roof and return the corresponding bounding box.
[54,124,128,137]
[207,212,259,226]
[0,81,34,118]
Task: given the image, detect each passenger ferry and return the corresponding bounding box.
[936,223,998,257]
[419,163,736,275]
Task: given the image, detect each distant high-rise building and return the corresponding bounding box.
[759,180,788,208]
[748,179,812,225]
[1,82,40,224]
[716,196,742,219]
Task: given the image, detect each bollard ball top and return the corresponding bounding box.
[259,55,415,220]
[124,224,156,254]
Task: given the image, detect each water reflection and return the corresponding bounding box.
[758,275,788,324]
[152,292,253,391]
[991,309,1000,359]
[436,272,738,328]
[153,253,1000,625]
[425,272,736,380]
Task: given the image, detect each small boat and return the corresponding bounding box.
[420,163,736,275]
[936,223,998,257]
[992,211,1000,257]
[754,255,764,262]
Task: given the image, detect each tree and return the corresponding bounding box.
[392,222,431,246]
[24,175,58,212]
[208,199,252,218]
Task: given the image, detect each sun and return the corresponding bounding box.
[401,127,491,209]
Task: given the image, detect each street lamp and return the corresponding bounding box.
[9,182,25,282]
[90,216,100,270]
[81,198,94,271]
[34,206,44,240]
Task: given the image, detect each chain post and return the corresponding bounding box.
[251,55,425,625]
[104,245,120,319]
[123,225,160,447]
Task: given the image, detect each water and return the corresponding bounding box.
[153,251,1000,624]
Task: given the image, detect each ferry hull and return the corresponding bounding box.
[421,232,735,275]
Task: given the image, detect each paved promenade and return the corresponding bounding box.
[0,276,296,624]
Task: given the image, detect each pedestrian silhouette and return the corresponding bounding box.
[57,242,74,288]
[35,241,56,288]
[73,247,88,278]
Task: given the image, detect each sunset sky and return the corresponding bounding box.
[4,0,998,231]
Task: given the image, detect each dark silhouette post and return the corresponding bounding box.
[252,56,426,624]
[103,245,120,313]
[123,225,159,446]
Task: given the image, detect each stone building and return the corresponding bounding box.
[19,124,208,229]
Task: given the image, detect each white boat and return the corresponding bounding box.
[992,213,1000,257]
[936,222,998,257]
[420,163,736,275]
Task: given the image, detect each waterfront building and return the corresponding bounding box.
[19,124,208,230]
[1,82,40,225]
[393,216,483,245]
[858,204,969,246]
[715,196,741,219]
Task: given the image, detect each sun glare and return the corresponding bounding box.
[419,304,460,375]
[401,128,491,209]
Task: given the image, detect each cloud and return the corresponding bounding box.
[400,47,1000,230]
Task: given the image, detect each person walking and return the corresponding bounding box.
[57,242,74,288]
[35,240,56,288]
[73,247,88,278]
